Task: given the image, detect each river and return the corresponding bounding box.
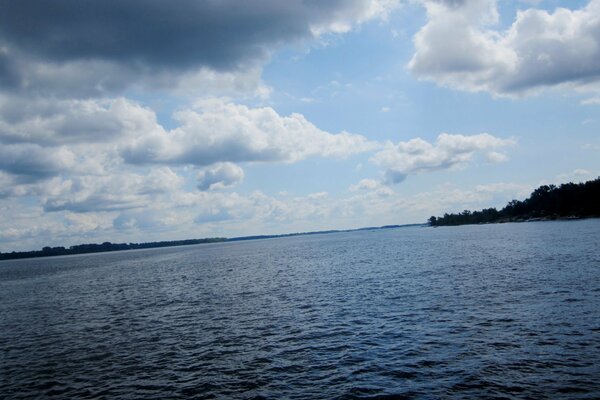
[1,220,599,399]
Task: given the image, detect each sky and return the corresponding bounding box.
[1,0,599,252]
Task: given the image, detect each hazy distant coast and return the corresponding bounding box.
[0,224,420,261]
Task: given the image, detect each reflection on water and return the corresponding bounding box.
[1,220,599,399]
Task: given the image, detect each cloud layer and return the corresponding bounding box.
[122,99,377,166]
[0,95,377,181]
[0,96,156,145]
[197,163,244,191]
[0,144,75,180]
[4,0,583,254]
[0,0,397,96]
[372,133,515,183]
[409,0,600,96]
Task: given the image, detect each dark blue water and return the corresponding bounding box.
[1,220,599,399]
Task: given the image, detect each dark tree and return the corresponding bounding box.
[429,177,600,226]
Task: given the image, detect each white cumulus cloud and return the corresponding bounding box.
[372,133,515,183]
[197,162,245,191]
[122,99,377,166]
[409,0,600,97]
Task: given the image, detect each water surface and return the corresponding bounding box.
[1,220,599,399]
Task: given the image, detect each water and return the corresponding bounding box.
[1,220,599,399]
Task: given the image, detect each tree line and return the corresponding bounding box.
[0,238,226,260]
[429,177,600,227]
[0,224,418,261]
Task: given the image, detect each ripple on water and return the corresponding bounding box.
[1,220,600,399]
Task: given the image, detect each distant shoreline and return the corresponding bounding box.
[4,176,598,260]
[0,224,423,261]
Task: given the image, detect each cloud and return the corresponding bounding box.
[582,97,600,105]
[122,99,377,166]
[307,192,328,200]
[194,209,234,224]
[113,210,171,231]
[0,174,71,199]
[0,94,375,184]
[582,143,600,150]
[372,133,515,183]
[408,0,600,96]
[474,182,532,198]
[485,151,508,163]
[0,172,19,198]
[350,179,380,191]
[0,95,159,145]
[555,168,597,184]
[0,0,397,96]
[0,1,405,252]
[43,167,183,213]
[349,178,395,196]
[0,174,541,252]
[197,162,244,191]
[0,143,75,180]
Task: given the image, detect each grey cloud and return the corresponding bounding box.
[0,51,20,89]
[0,144,74,179]
[384,170,407,184]
[1,1,289,69]
[427,0,467,8]
[44,195,141,213]
[0,96,158,145]
[197,163,244,191]
[0,0,395,94]
[43,168,183,213]
[0,172,18,198]
[21,61,136,98]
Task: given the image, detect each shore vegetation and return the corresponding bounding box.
[429,177,600,227]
